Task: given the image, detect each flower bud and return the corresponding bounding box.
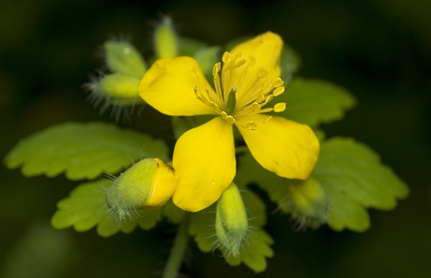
[104,40,147,77]
[106,158,177,220]
[284,177,327,228]
[96,73,143,106]
[153,17,179,58]
[215,183,248,258]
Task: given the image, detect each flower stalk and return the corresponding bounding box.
[162,215,189,278]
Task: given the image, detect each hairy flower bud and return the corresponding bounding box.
[96,73,143,106]
[153,17,179,58]
[106,158,177,220]
[215,183,248,258]
[104,40,147,77]
[285,177,328,229]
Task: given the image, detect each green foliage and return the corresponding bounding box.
[278,77,356,126]
[104,40,147,77]
[280,44,302,83]
[162,200,185,224]
[315,137,409,231]
[188,189,272,273]
[178,37,206,57]
[223,229,274,273]
[236,137,409,232]
[5,122,168,180]
[51,179,162,237]
[193,46,221,79]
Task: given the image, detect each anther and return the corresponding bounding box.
[212,62,221,77]
[222,52,231,63]
[246,121,257,130]
[273,86,285,97]
[272,78,284,88]
[274,102,286,112]
[251,102,261,112]
[235,58,246,68]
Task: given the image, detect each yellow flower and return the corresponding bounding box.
[139,32,319,212]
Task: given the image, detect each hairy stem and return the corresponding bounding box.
[162,215,189,278]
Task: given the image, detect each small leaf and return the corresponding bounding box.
[278,77,356,126]
[236,138,409,232]
[223,228,274,273]
[51,179,162,237]
[5,122,168,180]
[315,137,409,231]
[188,189,271,272]
[104,40,146,77]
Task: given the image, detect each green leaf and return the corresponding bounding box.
[315,137,409,231]
[162,200,185,224]
[193,46,221,79]
[178,37,206,56]
[188,189,272,272]
[104,40,147,77]
[51,179,162,237]
[5,122,168,180]
[236,138,409,232]
[278,77,356,126]
[280,44,302,84]
[223,228,274,273]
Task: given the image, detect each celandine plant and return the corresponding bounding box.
[5,17,408,277]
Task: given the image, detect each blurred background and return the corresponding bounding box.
[1,0,430,277]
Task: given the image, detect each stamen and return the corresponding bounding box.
[221,111,235,124]
[251,102,261,112]
[235,58,246,68]
[194,87,221,113]
[272,78,284,87]
[262,95,274,106]
[273,86,285,97]
[265,116,272,123]
[213,62,223,101]
[222,51,231,63]
[274,102,286,112]
[246,121,257,130]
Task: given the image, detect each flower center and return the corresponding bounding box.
[195,51,286,128]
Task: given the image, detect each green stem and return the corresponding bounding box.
[162,215,189,278]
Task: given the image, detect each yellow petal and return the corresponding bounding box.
[237,114,319,179]
[138,56,215,116]
[230,32,283,79]
[172,117,236,212]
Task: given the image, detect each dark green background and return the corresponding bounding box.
[1,0,430,277]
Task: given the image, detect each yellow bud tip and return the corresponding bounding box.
[106,158,178,221]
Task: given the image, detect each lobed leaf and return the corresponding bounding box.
[236,138,409,232]
[278,77,356,126]
[51,179,162,237]
[223,228,274,273]
[315,137,409,231]
[5,122,168,180]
